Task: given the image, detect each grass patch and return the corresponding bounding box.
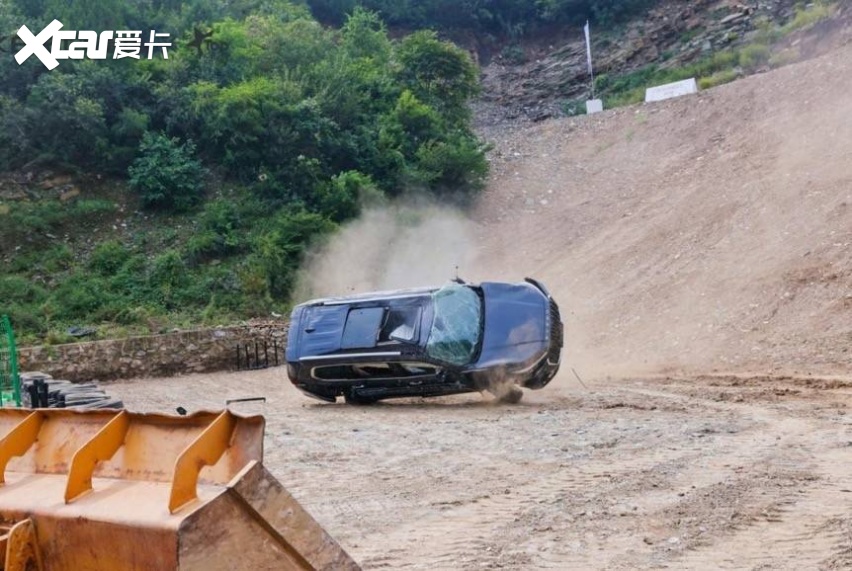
[739,43,771,71]
[1,188,313,343]
[0,199,117,243]
[699,69,739,90]
[781,1,838,35]
[561,98,588,116]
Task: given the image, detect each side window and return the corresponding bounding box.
[379,307,421,343]
[341,308,385,349]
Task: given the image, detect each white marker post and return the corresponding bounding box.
[584,21,603,114]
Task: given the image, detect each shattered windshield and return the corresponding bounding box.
[426,284,482,366]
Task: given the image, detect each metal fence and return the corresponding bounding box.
[0,315,21,407]
[235,338,283,371]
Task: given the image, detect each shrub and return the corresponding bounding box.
[186,199,243,260]
[40,245,74,273]
[148,250,191,309]
[739,43,771,71]
[395,31,480,122]
[7,244,73,274]
[0,276,48,305]
[769,48,800,69]
[148,250,189,290]
[561,98,588,116]
[249,210,336,299]
[129,132,205,211]
[500,44,526,64]
[89,240,130,275]
[0,96,29,170]
[2,306,47,342]
[711,50,738,70]
[605,88,645,108]
[411,135,489,194]
[781,1,837,35]
[316,170,383,222]
[4,201,66,237]
[49,275,115,321]
[699,69,739,90]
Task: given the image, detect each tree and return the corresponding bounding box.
[25,71,109,168]
[395,31,479,122]
[128,132,205,211]
[341,7,392,63]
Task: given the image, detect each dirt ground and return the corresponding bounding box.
[107,35,852,571]
[109,369,852,570]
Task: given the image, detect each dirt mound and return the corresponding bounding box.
[471,43,852,378]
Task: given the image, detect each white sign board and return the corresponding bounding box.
[645,78,699,103]
[586,99,603,114]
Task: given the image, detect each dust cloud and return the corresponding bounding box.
[294,200,480,301]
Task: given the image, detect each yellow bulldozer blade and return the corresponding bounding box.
[0,408,360,570]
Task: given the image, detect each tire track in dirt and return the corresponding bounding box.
[673,446,852,570]
[621,384,852,570]
[355,416,742,569]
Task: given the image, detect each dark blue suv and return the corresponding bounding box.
[285,278,563,404]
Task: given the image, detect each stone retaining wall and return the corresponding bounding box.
[17,321,288,382]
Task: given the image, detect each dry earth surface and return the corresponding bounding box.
[472,41,852,379]
[109,41,852,570]
[109,369,852,570]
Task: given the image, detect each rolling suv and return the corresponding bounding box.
[285,278,563,404]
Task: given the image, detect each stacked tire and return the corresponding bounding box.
[21,372,123,410]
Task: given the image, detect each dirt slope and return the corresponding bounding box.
[472,43,852,379]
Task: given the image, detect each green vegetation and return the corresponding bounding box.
[698,69,739,90]
[129,133,205,211]
[307,0,663,34]
[561,98,588,116]
[738,44,771,72]
[0,1,486,342]
[779,0,838,35]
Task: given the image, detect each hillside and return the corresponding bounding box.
[475,0,851,124]
[2,0,850,353]
[470,40,852,378]
[0,3,486,344]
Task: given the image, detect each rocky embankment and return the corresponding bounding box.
[474,0,851,127]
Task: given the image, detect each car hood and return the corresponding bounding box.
[475,282,548,368]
